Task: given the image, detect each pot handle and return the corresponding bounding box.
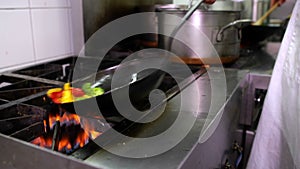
[216,19,253,42]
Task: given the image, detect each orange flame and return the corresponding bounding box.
[48,112,81,129]
[32,137,52,148]
[32,112,102,153]
[58,136,72,151]
[43,120,47,133]
[89,130,102,140]
[76,130,89,148]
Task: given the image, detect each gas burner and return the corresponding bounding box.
[31,110,107,154]
[0,56,125,157]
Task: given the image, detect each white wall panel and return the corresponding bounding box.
[70,0,84,55]
[31,8,72,61]
[30,0,70,8]
[0,10,35,68]
[0,0,84,72]
[0,0,29,9]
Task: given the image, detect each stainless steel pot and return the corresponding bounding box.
[156,4,251,64]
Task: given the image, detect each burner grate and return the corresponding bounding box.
[0,104,45,140]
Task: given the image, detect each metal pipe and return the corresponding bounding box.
[51,120,60,151]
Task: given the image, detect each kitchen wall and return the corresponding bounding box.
[0,0,84,73]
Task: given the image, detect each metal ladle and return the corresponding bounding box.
[167,0,216,51]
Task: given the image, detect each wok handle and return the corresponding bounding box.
[216,19,253,42]
[91,75,110,88]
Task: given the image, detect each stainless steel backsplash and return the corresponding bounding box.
[83,0,172,41]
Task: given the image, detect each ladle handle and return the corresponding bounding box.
[252,2,280,26]
[168,0,205,51]
[188,0,194,9]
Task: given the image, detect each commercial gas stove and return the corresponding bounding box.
[0,50,273,169]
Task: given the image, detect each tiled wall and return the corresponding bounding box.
[0,0,84,72]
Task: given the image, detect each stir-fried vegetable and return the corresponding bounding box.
[47,82,104,104]
[82,83,104,97]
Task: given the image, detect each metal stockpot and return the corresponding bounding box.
[156,4,251,64]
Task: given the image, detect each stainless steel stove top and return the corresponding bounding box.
[0,50,274,169]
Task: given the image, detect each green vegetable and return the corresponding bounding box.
[82,83,104,97]
[82,83,92,95]
[92,87,104,96]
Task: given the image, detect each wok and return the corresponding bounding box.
[53,60,165,117]
[241,25,282,47]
